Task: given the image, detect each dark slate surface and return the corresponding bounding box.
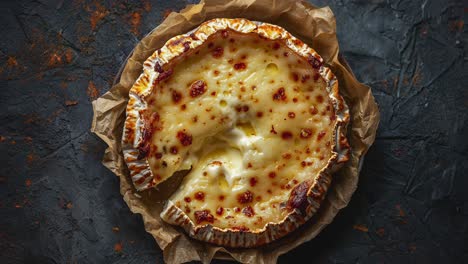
[0,0,467,263]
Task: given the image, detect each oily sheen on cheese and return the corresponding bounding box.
[122,18,350,247]
[149,32,334,231]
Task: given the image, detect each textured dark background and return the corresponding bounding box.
[1,0,467,263]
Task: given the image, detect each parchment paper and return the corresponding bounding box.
[91,0,380,263]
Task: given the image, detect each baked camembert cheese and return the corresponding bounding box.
[122,18,350,247]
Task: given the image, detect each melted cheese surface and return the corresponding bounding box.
[147,31,336,231]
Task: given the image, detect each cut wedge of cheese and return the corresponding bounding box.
[122,18,350,248]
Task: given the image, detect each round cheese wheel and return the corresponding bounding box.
[122,18,350,248]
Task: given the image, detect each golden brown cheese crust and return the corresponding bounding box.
[122,18,350,248]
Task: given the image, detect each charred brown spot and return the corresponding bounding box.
[288,112,296,118]
[301,75,311,83]
[281,131,293,140]
[316,95,324,103]
[213,70,220,76]
[208,42,214,48]
[177,131,192,146]
[317,131,326,141]
[212,47,224,58]
[309,106,318,115]
[180,104,186,111]
[268,172,276,178]
[137,144,150,160]
[270,125,277,134]
[155,152,163,159]
[272,42,280,50]
[282,153,292,159]
[154,62,163,73]
[273,87,287,101]
[242,105,249,112]
[137,112,160,159]
[194,191,205,201]
[300,128,313,139]
[221,29,229,38]
[293,97,298,103]
[232,226,249,232]
[194,210,214,224]
[219,195,225,201]
[313,73,320,81]
[287,181,310,214]
[249,177,258,187]
[172,90,182,103]
[211,161,222,166]
[234,62,247,70]
[156,69,173,82]
[216,207,224,216]
[291,72,299,82]
[189,33,199,40]
[190,80,206,97]
[242,206,255,217]
[171,37,185,46]
[183,41,190,52]
[256,111,263,118]
[184,197,191,203]
[293,39,303,46]
[237,190,253,204]
[308,55,322,69]
[170,146,178,154]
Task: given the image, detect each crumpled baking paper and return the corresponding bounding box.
[91,0,380,263]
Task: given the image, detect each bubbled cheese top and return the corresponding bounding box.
[144,30,336,231]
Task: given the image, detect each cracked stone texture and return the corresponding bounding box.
[0,0,466,263]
